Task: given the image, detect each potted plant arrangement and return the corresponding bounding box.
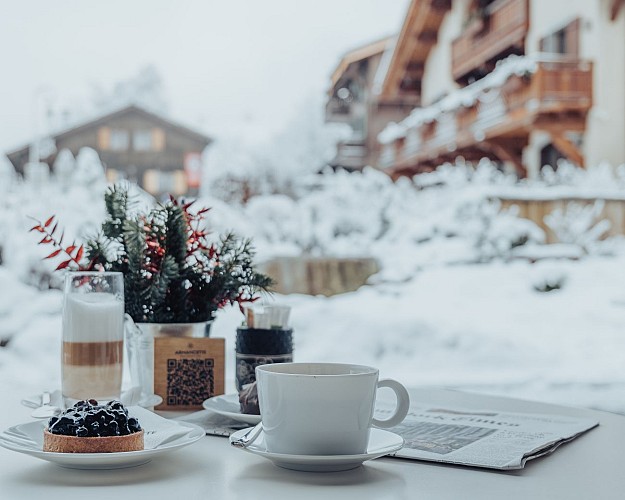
[31,184,273,408]
[32,185,272,324]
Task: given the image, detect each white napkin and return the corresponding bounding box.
[129,407,196,449]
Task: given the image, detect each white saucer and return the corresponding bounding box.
[0,419,204,470]
[229,427,404,472]
[202,394,261,425]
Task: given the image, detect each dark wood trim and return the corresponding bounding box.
[611,0,625,21]
[416,30,438,44]
[551,133,584,166]
[481,139,527,176]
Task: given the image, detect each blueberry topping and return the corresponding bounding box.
[128,418,141,433]
[46,400,140,437]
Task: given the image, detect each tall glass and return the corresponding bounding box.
[62,272,124,406]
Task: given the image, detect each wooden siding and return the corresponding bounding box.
[499,197,625,244]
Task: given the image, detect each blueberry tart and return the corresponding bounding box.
[43,400,144,453]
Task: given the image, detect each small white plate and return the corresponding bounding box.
[229,427,404,472]
[0,420,204,470]
[202,394,261,425]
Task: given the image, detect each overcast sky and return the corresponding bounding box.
[0,0,409,154]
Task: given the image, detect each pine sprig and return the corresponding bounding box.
[31,185,273,323]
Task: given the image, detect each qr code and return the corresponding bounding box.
[166,358,214,406]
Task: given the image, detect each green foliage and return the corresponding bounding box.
[86,185,273,323]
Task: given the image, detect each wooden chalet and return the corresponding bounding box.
[344,0,625,179]
[6,105,212,196]
[325,37,416,171]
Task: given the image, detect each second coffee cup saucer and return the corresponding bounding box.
[229,427,404,472]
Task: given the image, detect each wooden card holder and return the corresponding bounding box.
[153,337,225,411]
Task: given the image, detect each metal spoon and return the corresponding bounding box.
[31,392,60,419]
[230,423,263,449]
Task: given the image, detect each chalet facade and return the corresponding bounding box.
[325,38,417,171]
[331,0,625,178]
[6,105,212,196]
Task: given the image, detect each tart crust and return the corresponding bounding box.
[43,429,144,453]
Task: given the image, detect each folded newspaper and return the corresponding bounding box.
[180,399,599,470]
[376,402,599,470]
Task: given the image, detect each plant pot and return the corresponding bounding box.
[125,316,214,405]
[235,326,293,392]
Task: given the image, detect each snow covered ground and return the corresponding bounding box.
[1,152,625,414]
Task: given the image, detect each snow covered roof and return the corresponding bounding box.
[378,55,538,144]
[6,104,212,161]
[329,37,394,91]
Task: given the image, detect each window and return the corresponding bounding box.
[97,127,110,150]
[109,129,129,151]
[133,130,153,151]
[105,168,119,184]
[540,144,565,171]
[142,169,187,196]
[541,29,567,54]
[539,19,580,56]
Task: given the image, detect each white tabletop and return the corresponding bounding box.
[1,387,625,500]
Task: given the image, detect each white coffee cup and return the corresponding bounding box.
[256,362,410,456]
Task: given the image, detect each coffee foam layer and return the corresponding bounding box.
[63,293,124,342]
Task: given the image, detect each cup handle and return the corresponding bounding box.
[371,379,410,428]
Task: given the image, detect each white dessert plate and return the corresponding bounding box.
[202,393,261,425]
[0,419,204,470]
[229,427,404,472]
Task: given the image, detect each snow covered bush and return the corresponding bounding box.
[544,200,611,254]
[5,150,625,289]
[462,200,545,262]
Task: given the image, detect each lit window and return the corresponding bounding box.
[110,129,129,151]
[133,130,153,151]
[143,170,187,196]
[159,171,186,195]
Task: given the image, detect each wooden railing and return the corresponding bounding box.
[390,59,592,168]
[334,141,368,169]
[452,0,529,82]
[532,60,593,109]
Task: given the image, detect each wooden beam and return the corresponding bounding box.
[406,61,425,71]
[551,133,585,167]
[611,0,625,20]
[533,115,587,132]
[480,139,527,177]
[431,0,452,11]
[400,78,421,92]
[416,30,438,44]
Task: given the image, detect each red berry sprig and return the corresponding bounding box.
[29,215,94,271]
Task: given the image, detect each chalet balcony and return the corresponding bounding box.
[379,57,593,176]
[330,140,369,170]
[452,0,529,83]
